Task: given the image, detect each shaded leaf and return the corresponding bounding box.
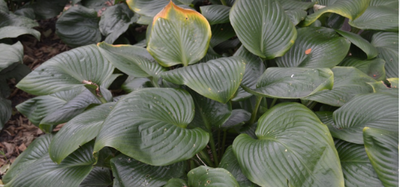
[98,42,166,78]
[209,23,236,47]
[161,57,246,103]
[147,1,210,67]
[305,67,375,106]
[275,27,350,68]
[280,0,314,10]
[94,88,209,166]
[302,0,369,26]
[339,57,386,81]
[221,109,251,129]
[49,103,115,164]
[17,45,114,95]
[349,5,398,32]
[370,31,398,78]
[335,29,378,59]
[111,154,185,187]
[0,26,40,40]
[335,139,383,187]
[80,167,113,187]
[368,78,398,96]
[285,9,307,26]
[0,42,23,72]
[188,166,239,187]
[121,76,152,93]
[333,93,398,144]
[0,97,11,130]
[126,0,170,17]
[233,103,343,187]
[230,0,296,59]
[243,67,333,99]
[56,6,101,47]
[364,127,398,187]
[165,178,188,187]
[200,5,230,25]
[0,11,38,28]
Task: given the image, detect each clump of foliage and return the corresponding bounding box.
[2,0,399,186]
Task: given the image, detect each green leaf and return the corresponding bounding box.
[0,11,38,28]
[368,78,398,96]
[275,27,350,68]
[99,3,137,44]
[126,0,170,17]
[3,135,96,187]
[335,139,383,187]
[200,5,230,25]
[79,167,113,187]
[188,166,239,187]
[147,1,211,67]
[285,9,307,26]
[121,76,152,93]
[111,154,186,187]
[370,32,398,78]
[305,67,375,106]
[209,23,236,47]
[232,103,343,187]
[165,178,188,187]
[335,29,378,59]
[339,57,386,81]
[219,146,257,187]
[98,42,166,79]
[79,0,111,11]
[221,109,251,129]
[364,127,399,187]
[280,0,315,10]
[229,0,297,59]
[161,57,246,103]
[26,0,69,20]
[315,111,343,141]
[333,93,398,144]
[16,87,108,130]
[348,6,398,32]
[0,26,40,40]
[0,97,11,130]
[244,67,333,99]
[49,103,115,164]
[302,0,369,26]
[0,42,23,72]
[56,6,101,47]
[369,0,398,7]
[17,45,114,95]
[94,88,209,166]
[232,45,265,101]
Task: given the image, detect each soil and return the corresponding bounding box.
[0,18,70,176]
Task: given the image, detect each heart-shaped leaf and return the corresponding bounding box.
[49,103,115,163]
[302,0,369,26]
[165,178,188,187]
[232,46,265,101]
[79,167,113,187]
[349,5,398,32]
[98,42,166,79]
[188,166,239,187]
[229,0,296,59]
[94,88,209,166]
[99,3,137,44]
[17,45,114,95]
[56,6,101,47]
[3,135,96,187]
[335,139,384,187]
[161,57,246,103]
[200,5,230,25]
[233,102,343,187]
[0,26,40,40]
[333,93,398,144]
[363,127,399,187]
[370,31,398,78]
[111,154,186,187]
[0,42,23,72]
[305,67,375,106]
[275,27,350,68]
[339,57,386,81]
[147,1,211,67]
[335,29,378,59]
[219,146,257,186]
[0,97,11,129]
[243,67,333,99]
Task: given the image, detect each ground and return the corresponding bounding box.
[0,18,70,176]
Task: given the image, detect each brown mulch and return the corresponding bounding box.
[0,18,70,176]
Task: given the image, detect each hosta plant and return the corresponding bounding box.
[3,0,399,186]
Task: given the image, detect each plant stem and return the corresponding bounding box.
[220,0,227,5]
[248,95,263,125]
[208,133,219,166]
[270,98,278,108]
[220,130,227,160]
[151,77,160,88]
[198,149,214,166]
[307,101,317,110]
